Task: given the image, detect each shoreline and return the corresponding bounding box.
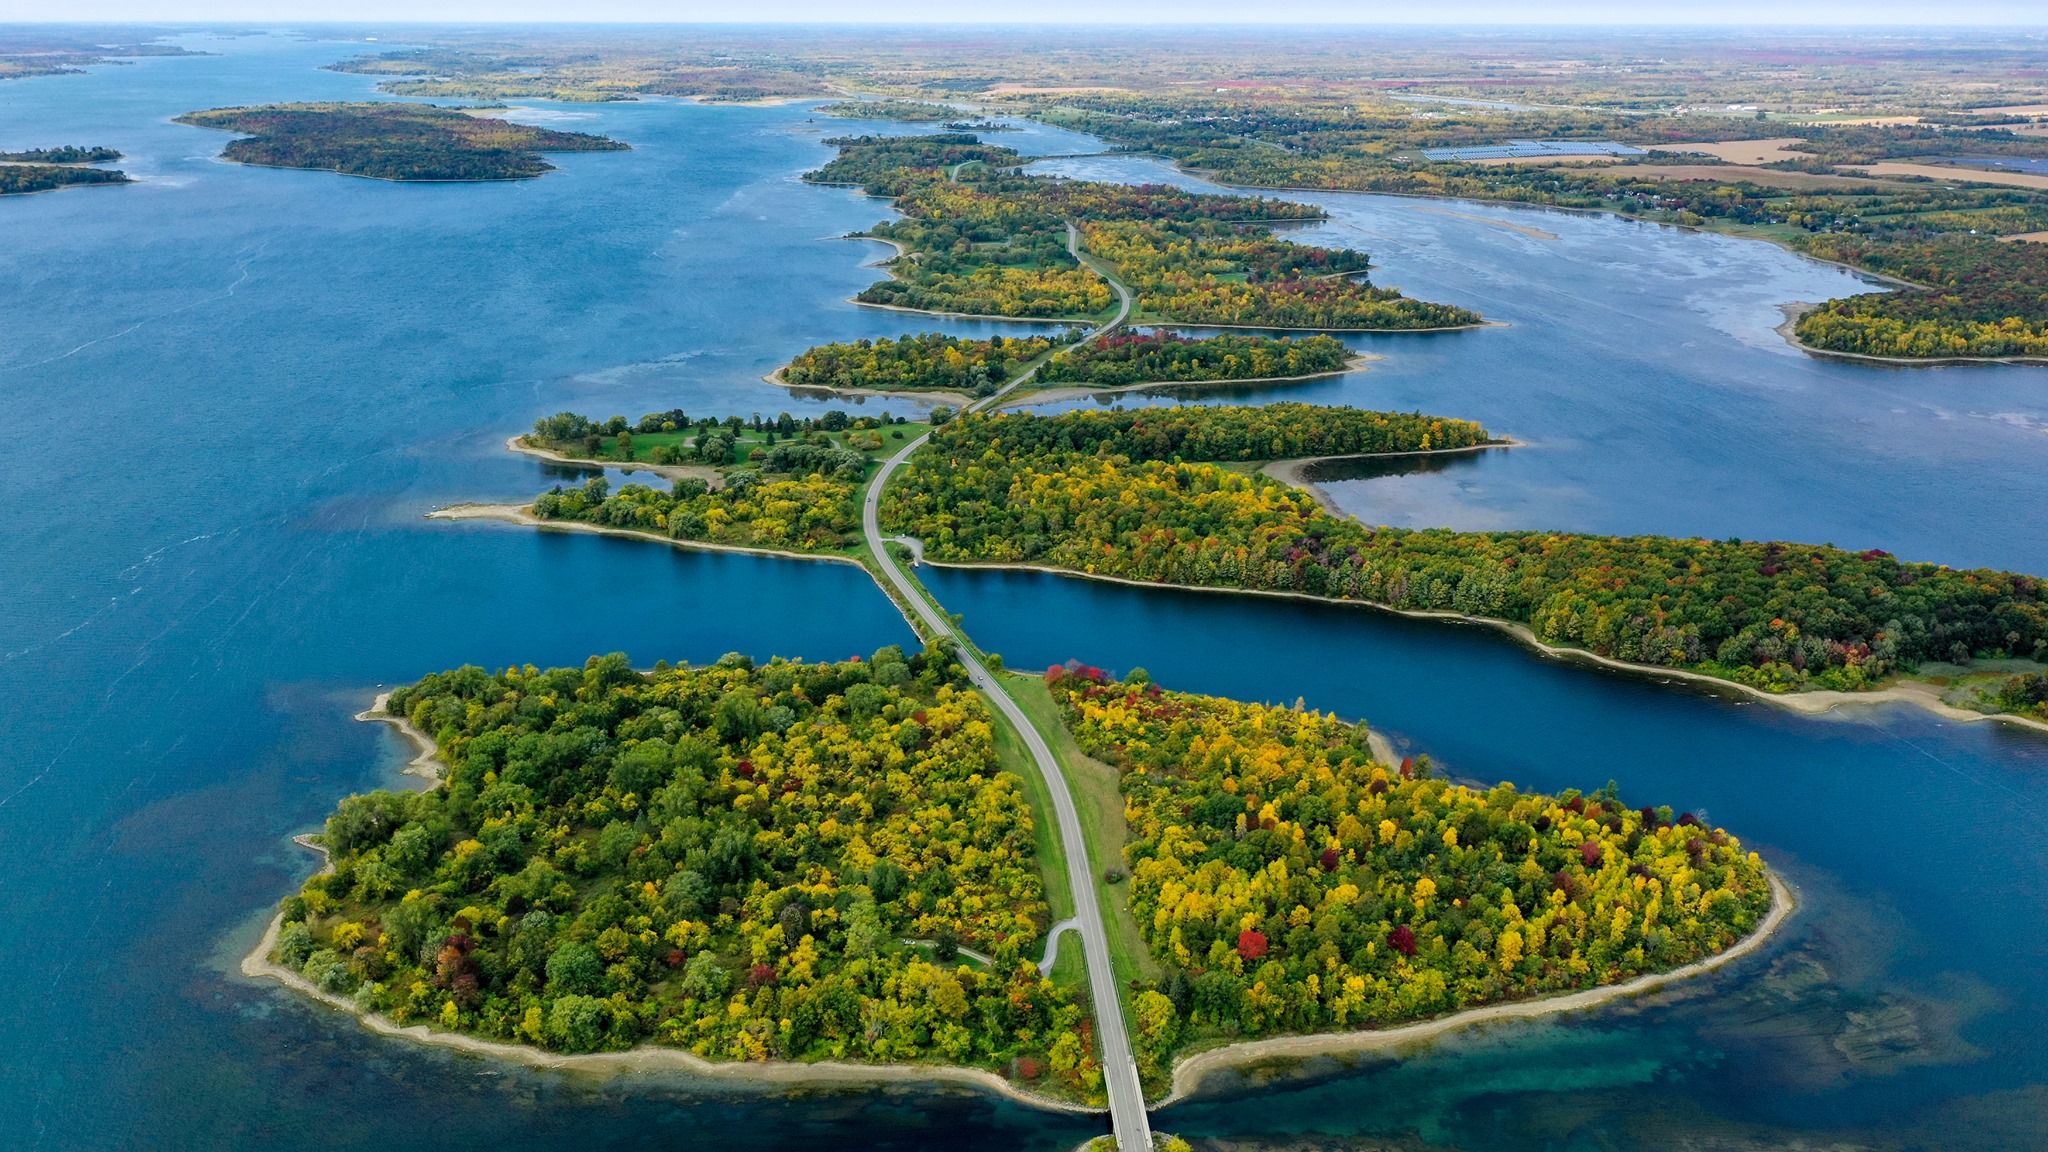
[1774,304,2048,366]
[239,838,1094,1114]
[1156,872,1796,1107]
[426,503,866,568]
[1260,439,1520,514]
[765,355,1380,411]
[907,556,2048,739]
[1011,355,1380,406]
[506,435,726,487]
[763,368,977,410]
[1123,317,1501,335]
[354,692,441,783]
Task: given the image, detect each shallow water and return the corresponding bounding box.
[3,31,2046,1152]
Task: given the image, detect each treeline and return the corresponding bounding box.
[274,653,1099,1094]
[816,100,963,122]
[535,471,863,553]
[804,133,1478,329]
[783,332,1073,396]
[175,102,629,182]
[0,164,130,195]
[1992,672,2048,720]
[883,406,2048,693]
[1794,236,2048,359]
[0,145,121,163]
[1037,332,1352,385]
[1049,667,1770,1086]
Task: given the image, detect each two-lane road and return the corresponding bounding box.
[857,236,1147,1147]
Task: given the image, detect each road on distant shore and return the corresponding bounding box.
[858,238,1147,1148]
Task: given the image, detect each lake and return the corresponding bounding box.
[2,30,2045,1152]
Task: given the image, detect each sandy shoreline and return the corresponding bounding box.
[910,556,2048,739]
[355,693,442,782]
[1158,872,1795,1106]
[506,436,726,487]
[427,503,866,568]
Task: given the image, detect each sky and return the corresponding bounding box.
[9,1,2048,24]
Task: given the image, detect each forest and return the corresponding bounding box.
[174,102,629,181]
[817,100,964,122]
[1792,235,2048,358]
[782,332,1075,396]
[1036,332,1353,386]
[534,471,863,554]
[0,145,121,163]
[805,133,1478,329]
[271,653,1102,1095]
[0,164,130,195]
[1047,666,1771,1087]
[882,406,2048,692]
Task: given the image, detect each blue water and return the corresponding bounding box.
[4,30,2048,1152]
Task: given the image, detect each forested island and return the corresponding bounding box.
[805,133,1479,330]
[174,102,628,181]
[878,405,2048,695]
[268,647,1772,1100]
[782,332,1077,397]
[517,409,924,554]
[0,164,131,195]
[0,145,121,163]
[817,99,963,122]
[777,330,1357,397]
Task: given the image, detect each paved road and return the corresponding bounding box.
[857,235,1146,1147]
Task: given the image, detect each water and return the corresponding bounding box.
[3,30,2047,1152]
[1027,154,2048,575]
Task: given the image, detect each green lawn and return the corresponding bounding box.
[560,420,927,470]
[1003,672,1162,989]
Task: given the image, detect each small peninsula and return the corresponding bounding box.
[174,102,629,182]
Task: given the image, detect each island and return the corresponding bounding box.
[774,329,1359,402]
[260,643,1775,1109]
[0,144,132,196]
[805,133,1482,330]
[173,102,629,182]
[816,99,966,122]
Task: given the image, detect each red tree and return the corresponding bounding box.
[1237,930,1268,960]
